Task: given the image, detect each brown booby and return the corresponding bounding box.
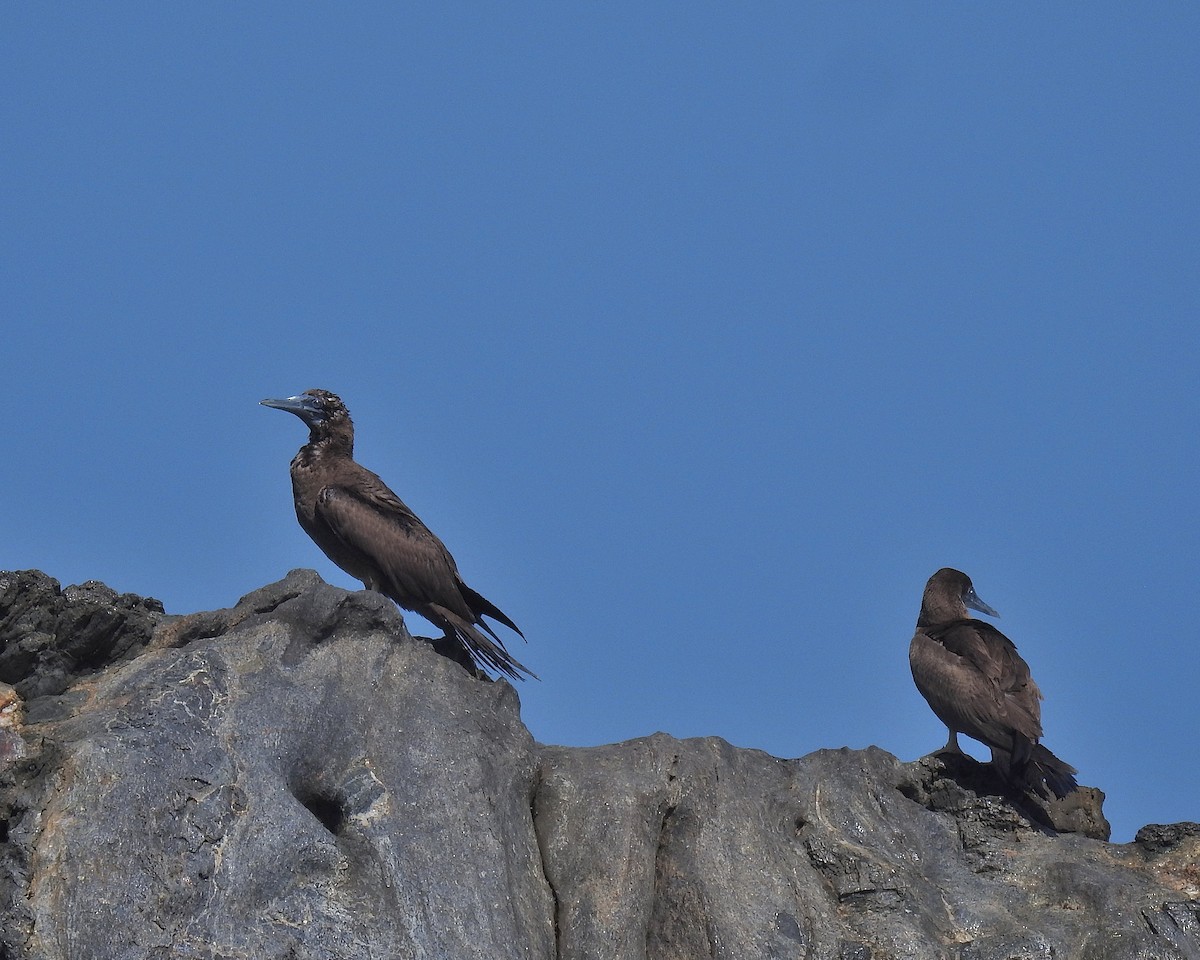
[261,389,534,681]
[909,567,1077,798]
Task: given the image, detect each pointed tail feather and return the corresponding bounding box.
[433,605,537,682]
[458,582,525,639]
[993,739,1079,800]
[1029,743,1079,799]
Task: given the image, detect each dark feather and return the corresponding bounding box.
[458,582,525,639]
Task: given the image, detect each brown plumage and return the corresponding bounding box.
[909,567,1077,798]
[261,389,534,681]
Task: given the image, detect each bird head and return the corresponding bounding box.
[921,567,1001,624]
[261,389,353,443]
[960,575,999,619]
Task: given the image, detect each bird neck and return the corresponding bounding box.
[305,425,354,460]
[917,595,967,628]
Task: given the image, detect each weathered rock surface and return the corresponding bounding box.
[1,569,1197,959]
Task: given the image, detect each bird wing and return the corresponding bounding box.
[927,620,1043,742]
[351,468,522,638]
[457,581,524,639]
[911,627,1002,741]
[930,620,1004,678]
[314,482,472,617]
[967,621,1044,733]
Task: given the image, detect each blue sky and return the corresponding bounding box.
[4,5,1197,843]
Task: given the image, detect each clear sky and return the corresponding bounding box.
[4,5,1197,843]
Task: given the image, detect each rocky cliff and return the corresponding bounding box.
[0,569,1197,960]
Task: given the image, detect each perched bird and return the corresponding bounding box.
[261,389,534,681]
[909,568,1077,798]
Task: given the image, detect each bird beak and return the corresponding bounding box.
[964,586,1000,619]
[261,394,324,424]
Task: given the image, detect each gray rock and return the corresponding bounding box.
[0,570,165,700]
[1,570,1197,959]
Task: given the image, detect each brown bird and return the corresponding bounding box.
[261,389,534,681]
[909,568,1077,798]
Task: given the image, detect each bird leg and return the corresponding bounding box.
[937,729,965,755]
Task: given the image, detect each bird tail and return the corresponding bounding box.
[457,582,525,639]
[993,738,1079,799]
[431,605,538,682]
[1028,743,1079,799]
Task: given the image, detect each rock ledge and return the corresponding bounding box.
[1,570,1196,960]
